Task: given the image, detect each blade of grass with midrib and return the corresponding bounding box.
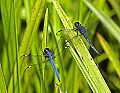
[53,0,111,93]
[18,0,45,75]
[41,8,49,93]
[18,0,45,92]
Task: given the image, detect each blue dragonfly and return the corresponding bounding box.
[43,48,60,82]
[20,43,69,82]
[21,47,61,82]
[74,22,99,54]
[57,11,99,54]
[57,22,99,54]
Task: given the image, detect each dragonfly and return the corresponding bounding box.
[43,48,60,82]
[57,11,99,54]
[74,22,99,54]
[21,42,69,82]
[57,22,99,55]
[21,47,61,82]
[20,29,70,82]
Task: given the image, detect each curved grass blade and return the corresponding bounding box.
[53,0,111,92]
[18,0,45,74]
[97,33,120,78]
[41,8,48,86]
[17,0,45,92]
[83,0,120,43]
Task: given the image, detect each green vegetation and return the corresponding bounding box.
[0,0,120,93]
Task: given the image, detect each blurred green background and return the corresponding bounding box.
[0,0,120,93]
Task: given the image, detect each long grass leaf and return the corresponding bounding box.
[17,1,45,92]
[1,0,13,86]
[49,6,66,92]
[97,33,120,78]
[1,0,21,92]
[41,8,49,93]
[42,8,48,51]
[18,0,45,73]
[53,0,111,92]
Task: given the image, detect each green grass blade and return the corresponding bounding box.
[0,64,7,93]
[97,33,120,78]
[14,0,22,92]
[23,0,31,23]
[17,0,45,92]
[1,0,13,86]
[42,8,48,51]
[49,6,66,92]
[18,0,45,56]
[1,0,21,92]
[41,8,49,93]
[18,0,45,72]
[83,0,120,43]
[53,0,111,92]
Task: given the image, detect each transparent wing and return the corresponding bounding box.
[56,28,77,42]
[86,21,99,37]
[84,10,99,37]
[84,10,92,29]
[20,49,65,82]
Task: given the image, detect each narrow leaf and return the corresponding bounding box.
[97,33,120,78]
[18,0,45,73]
[53,0,111,92]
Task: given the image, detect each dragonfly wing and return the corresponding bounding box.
[20,54,52,71]
[56,28,77,38]
[20,54,48,63]
[86,21,99,37]
[84,11,92,29]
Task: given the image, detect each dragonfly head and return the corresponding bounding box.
[74,22,81,27]
[44,48,50,54]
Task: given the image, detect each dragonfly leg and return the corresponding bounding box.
[56,28,76,36]
[43,52,48,59]
[56,29,63,36]
[57,36,63,44]
[19,54,31,59]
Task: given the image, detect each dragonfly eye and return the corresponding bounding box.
[74,22,80,27]
[44,48,50,53]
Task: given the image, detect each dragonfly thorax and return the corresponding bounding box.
[44,48,54,59]
[74,22,86,34]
